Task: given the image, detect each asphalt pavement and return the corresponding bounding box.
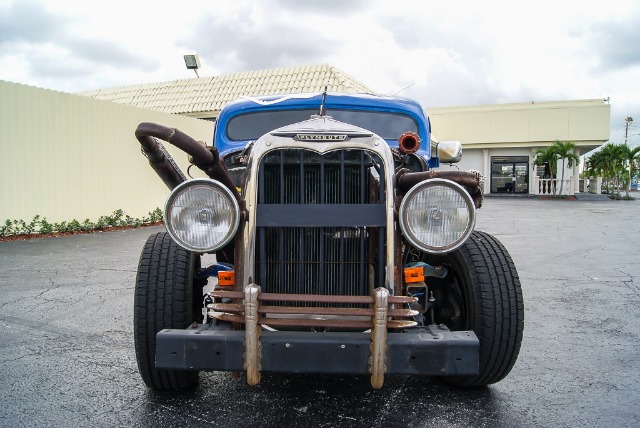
[1,197,639,427]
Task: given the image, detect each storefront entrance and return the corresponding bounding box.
[491,156,529,194]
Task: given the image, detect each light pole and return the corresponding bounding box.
[624,117,633,145]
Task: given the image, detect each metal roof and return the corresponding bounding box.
[77,64,374,118]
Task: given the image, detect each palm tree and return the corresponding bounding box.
[552,140,580,196]
[586,151,603,177]
[534,145,558,195]
[618,145,640,198]
[599,143,626,198]
[586,150,608,193]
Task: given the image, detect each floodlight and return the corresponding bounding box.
[184,54,201,77]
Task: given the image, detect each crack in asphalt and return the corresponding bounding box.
[1,353,34,364]
[613,267,639,297]
[0,271,59,311]
[0,279,131,312]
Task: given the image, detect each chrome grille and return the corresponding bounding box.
[255,149,386,302]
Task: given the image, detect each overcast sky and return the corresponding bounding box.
[1,0,638,145]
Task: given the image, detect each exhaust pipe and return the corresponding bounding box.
[398,132,421,155]
[135,122,242,205]
[135,126,187,190]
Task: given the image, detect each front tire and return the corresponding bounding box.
[427,231,524,386]
[134,232,202,390]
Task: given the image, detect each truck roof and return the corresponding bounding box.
[213,92,431,159]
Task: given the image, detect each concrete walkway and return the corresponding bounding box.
[574,192,612,201]
[486,192,613,201]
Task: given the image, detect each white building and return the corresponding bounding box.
[427,99,610,195]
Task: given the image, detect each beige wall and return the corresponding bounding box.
[1,81,214,223]
[427,100,610,195]
[427,99,610,150]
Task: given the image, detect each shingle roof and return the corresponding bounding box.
[78,64,374,118]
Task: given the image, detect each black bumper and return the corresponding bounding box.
[156,324,479,376]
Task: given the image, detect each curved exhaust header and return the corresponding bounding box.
[134,122,242,206]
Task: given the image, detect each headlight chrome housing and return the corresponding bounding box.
[164,178,240,253]
[399,178,476,254]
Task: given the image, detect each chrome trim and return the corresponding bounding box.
[244,284,261,386]
[370,287,389,389]
[241,120,397,295]
[437,140,463,163]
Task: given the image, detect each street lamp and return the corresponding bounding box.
[625,117,634,145]
[184,54,201,78]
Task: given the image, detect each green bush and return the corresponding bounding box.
[0,209,163,238]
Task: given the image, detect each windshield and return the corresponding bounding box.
[226,109,418,141]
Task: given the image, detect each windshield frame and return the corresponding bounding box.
[225,108,419,142]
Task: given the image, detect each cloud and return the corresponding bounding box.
[69,39,158,70]
[585,18,640,70]
[185,4,342,74]
[268,0,368,14]
[0,0,162,90]
[0,1,60,44]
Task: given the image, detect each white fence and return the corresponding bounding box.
[531,176,605,196]
[531,176,575,196]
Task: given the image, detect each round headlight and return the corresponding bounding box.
[399,178,476,254]
[164,179,240,253]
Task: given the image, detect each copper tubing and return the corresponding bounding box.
[396,169,483,208]
[209,290,417,305]
[398,131,421,155]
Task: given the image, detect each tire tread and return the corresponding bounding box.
[134,232,198,390]
[449,231,524,386]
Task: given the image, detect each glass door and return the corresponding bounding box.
[490,157,529,194]
[514,162,529,193]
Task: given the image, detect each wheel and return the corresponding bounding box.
[425,231,524,386]
[134,232,204,390]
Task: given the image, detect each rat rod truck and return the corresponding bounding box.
[133,92,523,390]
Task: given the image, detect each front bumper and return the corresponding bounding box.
[156,324,479,381]
[156,285,479,388]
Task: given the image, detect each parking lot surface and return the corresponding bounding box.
[1,197,639,427]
